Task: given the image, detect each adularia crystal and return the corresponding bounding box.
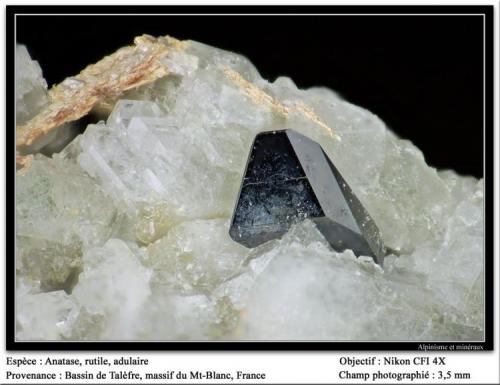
[229,129,386,265]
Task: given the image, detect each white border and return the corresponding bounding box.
[12,10,490,345]
[1,3,498,385]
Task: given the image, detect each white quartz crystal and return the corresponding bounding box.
[16,156,118,291]
[72,239,152,339]
[15,38,484,341]
[146,219,250,294]
[16,46,81,154]
[16,288,77,340]
[16,45,49,125]
[241,221,480,340]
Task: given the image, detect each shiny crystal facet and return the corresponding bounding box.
[230,129,386,265]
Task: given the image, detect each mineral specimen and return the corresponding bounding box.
[16,155,118,291]
[16,36,179,154]
[15,45,49,126]
[229,129,386,265]
[15,36,484,341]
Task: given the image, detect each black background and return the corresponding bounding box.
[16,13,484,178]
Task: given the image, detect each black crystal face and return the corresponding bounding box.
[230,131,324,247]
[229,129,386,265]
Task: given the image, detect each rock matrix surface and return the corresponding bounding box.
[16,36,484,341]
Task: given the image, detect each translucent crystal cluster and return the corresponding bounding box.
[15,39,484,341]
[15,45,50,125]
[16,156,118,292]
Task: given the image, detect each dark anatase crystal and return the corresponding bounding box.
[229,129,386,265]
